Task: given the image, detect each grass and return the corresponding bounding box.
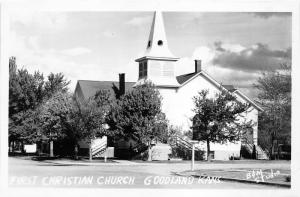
[131,159,290,164]
[182,168,291,186]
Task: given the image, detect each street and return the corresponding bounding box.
[8,157,290,189]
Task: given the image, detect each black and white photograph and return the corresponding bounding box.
[0,0,299,196]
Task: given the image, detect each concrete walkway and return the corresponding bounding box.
[39,158,291,169]
[112,160,139,165]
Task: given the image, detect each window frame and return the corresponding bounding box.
[139,61,148,78]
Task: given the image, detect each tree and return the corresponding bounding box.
[37,91,73,157]
[254,63,291,159]
[9,57,71,153]
[192,89,252,161]
[44,73,70,100]
[107,83,168,161]
[9,57,44,117]
[71,89,113,160]
[9,57,45,151]
[32,88,112,159]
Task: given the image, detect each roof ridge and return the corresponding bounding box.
[176,72,196,77]
[78,79,135,83]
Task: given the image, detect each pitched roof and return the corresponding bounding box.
[175,71,263,111]
[222,85,237,93]
[176,72,198,84]
[76,80,135,100]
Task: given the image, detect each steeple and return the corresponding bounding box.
[135,11,180,87]
[143,11,177,59]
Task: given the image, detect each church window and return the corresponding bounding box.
[143,61,148,76]
[139,63,143,78]
[157,40,163,46]
[139,61,148,78]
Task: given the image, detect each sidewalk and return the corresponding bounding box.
[40,158,143,166]
[177,168,291,188]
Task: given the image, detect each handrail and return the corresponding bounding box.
[92,147,106,156]
[92,143,107,155]
[92,139,107,148]
[92,148,106,156]
[92,142,107,150]
[93,148,107,157]
[171,135,202,151]
[242,141,269,159]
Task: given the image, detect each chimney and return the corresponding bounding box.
[194,60,202,73]
[119,73,125,96]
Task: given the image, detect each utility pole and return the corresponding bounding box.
[190,140,198,171]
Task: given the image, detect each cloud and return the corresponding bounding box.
[125,15,152,27]
[102,30,116,38]
[61,47,92,56]
[251,12,291,19]
[175,41,291,99]
[192,46,215,64]
[212,42,291,72]
[9,31,108,92]
[10,12,67,30]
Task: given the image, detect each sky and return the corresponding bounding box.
[9,11,291,99]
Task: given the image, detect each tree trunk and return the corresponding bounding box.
[191,143,195,170]
[12,141,15,153]
[206,139,211,162]
[147,142,152,161]
[49,140,54,157]
[21,141,25,154]
[74,144,78,160]
[9,140,12,153]
[89,139,92,161]
[36,141,40,156]
[271,134,275,160]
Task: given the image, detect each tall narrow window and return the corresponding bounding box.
[143,61,147,77]
[139,63,143,78]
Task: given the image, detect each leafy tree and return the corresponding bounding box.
[37,91,73,156]
[8,109,41,152]
[107,83,168,161]
[32,89,113,158]
[9,57,44,116]
[44,73,70,99]
[8,57,71,153]
[192,89,252,161]
[9,57,45,150]
[71,89,113,160]
[254,63,291,159]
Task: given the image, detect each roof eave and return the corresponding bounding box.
[234,90,264,111]
[177,71,263,111]
[135,56,179,62]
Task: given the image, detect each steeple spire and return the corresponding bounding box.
[134,11,180,87]
[144,11,177,59]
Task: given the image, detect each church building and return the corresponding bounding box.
[74,11,267,160]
